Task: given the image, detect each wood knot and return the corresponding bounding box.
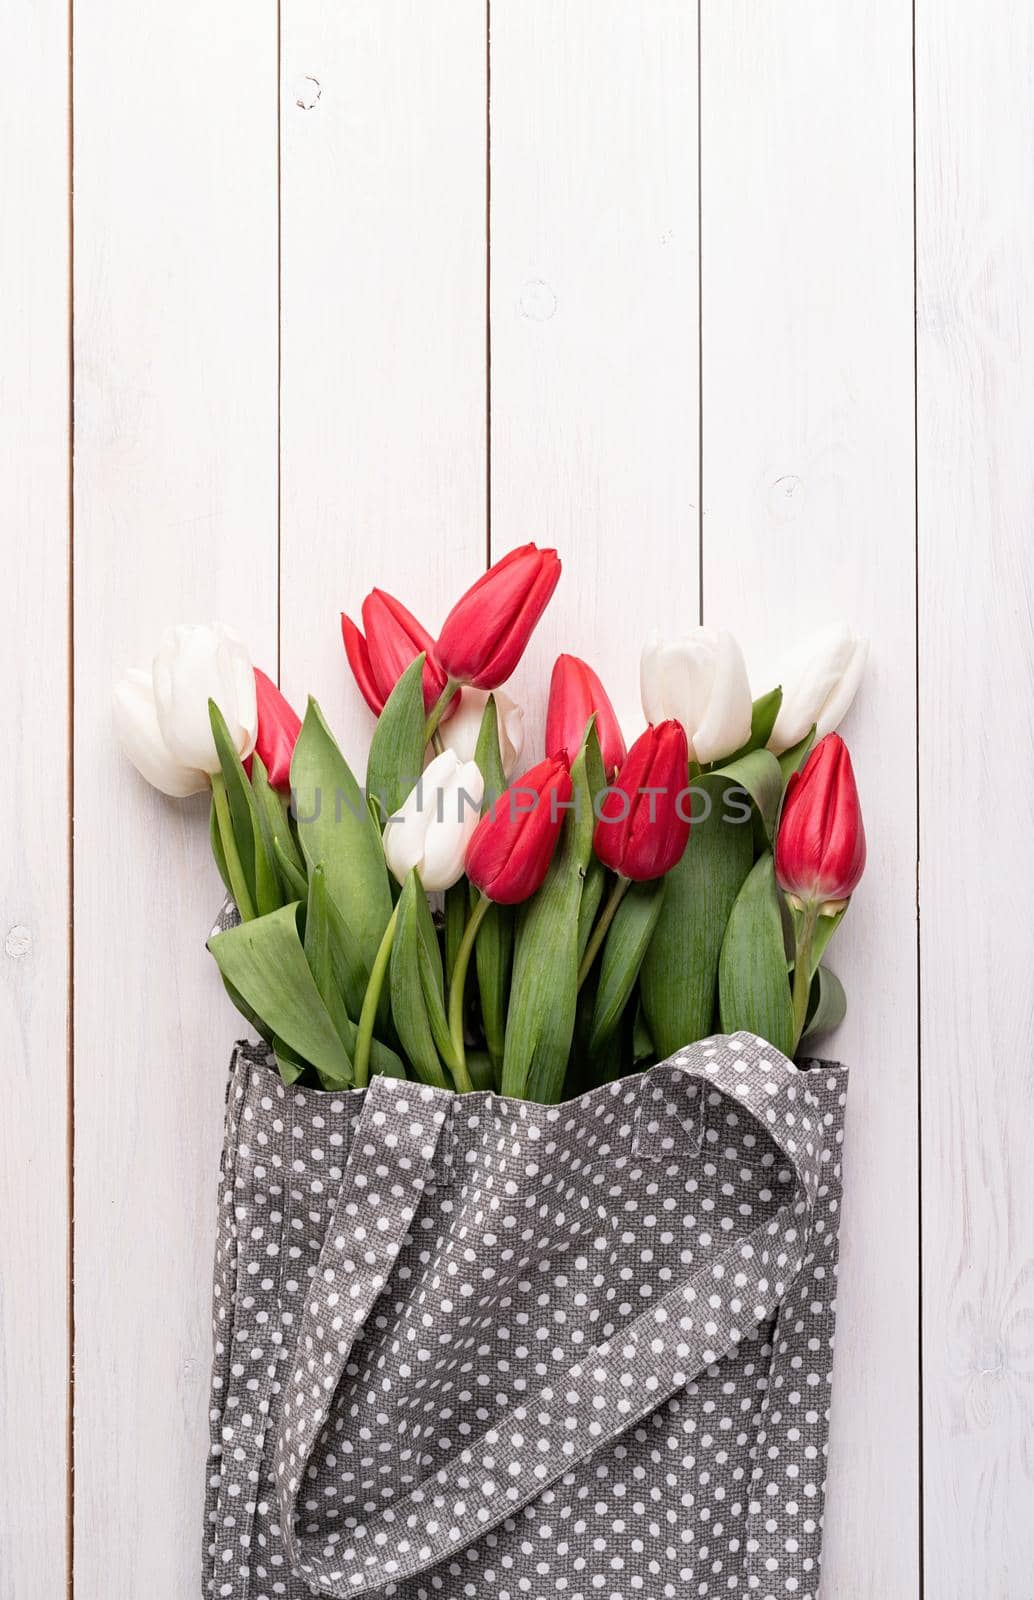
[5,924,32,960]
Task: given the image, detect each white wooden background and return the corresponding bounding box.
[2,2,1032,1595]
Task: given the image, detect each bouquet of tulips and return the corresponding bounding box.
[115,545,867,1100]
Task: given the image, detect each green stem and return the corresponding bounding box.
[211,772,256,922]
[423,677,461,746]
[576,875,630,990]
[353,905,398,1089]
[790,899,820,1051]
[447,893,492,1092]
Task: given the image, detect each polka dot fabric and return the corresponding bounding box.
[204,1031,847,1600]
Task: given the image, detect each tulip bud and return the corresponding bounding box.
[245,668,301,790]
[436,686,524,779]
[383,750,485,893]
[342,588,451,716]
[594,720,691,881]
[152,623,257,776]
[775,733,866,910]
[765,621,869,755]
[465,754,573,904]
[640,627,752,765]
[113,667,209,796]
[435,543,561,690]
[546,653,626,777]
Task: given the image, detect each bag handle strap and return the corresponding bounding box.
[274,1075,451,1584]
[277,1035,835,1598]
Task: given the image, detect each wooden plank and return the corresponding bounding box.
[279,0,487,766]
[71,0,279,1591]
[0,1,69,1593]
[489,0,700,749]
[700,4,918,1594]
[917,2,1034,1590]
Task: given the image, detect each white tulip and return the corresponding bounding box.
[765,622,869,754]
[640,627,753,764]
[437,687,524,779]
[152,623,257,775]
[383,750,485,892]
[113,667,210,796]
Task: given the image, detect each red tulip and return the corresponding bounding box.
[546,653,626,777]
[435,543,561,689]
[245,669,300,790]
[342,589,451,716]
[775,733,866,908]
[594,720,691,881]
[465,754,572,904]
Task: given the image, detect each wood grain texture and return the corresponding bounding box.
[71,1,278,1592]
[917,3,1034,1592]
[279,0,487,765]
[489,0,700,750]
[0,2,69,1594]
[700,4,919,1593]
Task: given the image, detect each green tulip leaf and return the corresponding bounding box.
[412,880,460,1074]
[470,700,515,1075]
[465,1049,498,1093]
[366,654,428,822]
[580,716,606,819]
[574,722,603,864]
[291,697,393,984]
[389,872,451,1088]
[251,749,305,893]
[640,774,754,1057]
[502,739,595,1104]
[250,750,301,916]
[788,900,848,988]
[724,686,783,761]
[209,794,232,898]
[632,1002,655,1066]
[577,857,607,965]
[470,694,515,1072]
[274,836,309,902]
[718,852,796,1058]
[219,974,274,1048]
[588,878,666,1055]
[474,693,508,812]
[710,747,784,842]
[810,904,847,974]
[209,700,257,903]
[322,1009,404,1083]
[248,750,278,856]
[475,898,513,1081]
[444,879,467,986]
[778,724,817,785]
[801,963,847,1044]
[210,699,282,915]
[275,797,305,875]
[413,880,446,997]
[273,1036,307,1086]
[208,903,353,1088]
[304,864,361,1046]
[592,1028,625,1088]
[566,979,598,1100]
[368,1041,407,1079]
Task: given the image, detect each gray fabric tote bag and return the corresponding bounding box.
[204,1030,847,1600]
